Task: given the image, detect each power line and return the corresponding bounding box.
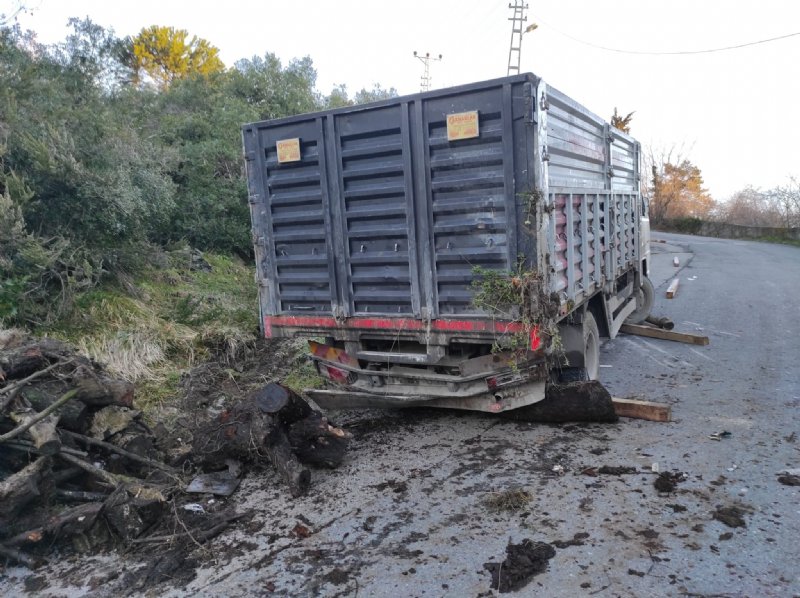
[533,15,800,56]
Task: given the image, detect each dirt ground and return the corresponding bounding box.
[2,234,799,597]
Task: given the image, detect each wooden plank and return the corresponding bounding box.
[666,278,680,298]
[612,398,671,422]
[620,323,710,346]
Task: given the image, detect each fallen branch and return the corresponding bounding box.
[60,429,180,475]
[55,488,110,502]
[0,456,52,519]
[0,359,74,401]
[0,389,77,445]
[57,451,122,489]
[130,511,250,545]
[3,439,88,458]
[3,502,103,547]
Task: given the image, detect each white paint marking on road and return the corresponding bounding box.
[638,338,694,368]
[682,321,741,337]
[712,330,741,337]
[689,347,715,362]
[621,338,674,369]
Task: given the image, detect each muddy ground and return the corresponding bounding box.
[1,233,799,597]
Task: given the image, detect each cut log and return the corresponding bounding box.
[0,338,76,381]
[620,323,710,346]
[24,384,90,433]
[502,381,619,423]
[288,413,350,468]
[9,408,61,455]
[612,397,672,422]
[0,344,47,381]
[0,456,52,520]
[0,390,77,453]
[72,369,135,408]
[266,425,310,497]
[252,382,314,425]
[193,400,274,465]
[666,278,680,298]
[0,360,75,413]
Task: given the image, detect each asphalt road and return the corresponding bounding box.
[6,233,799,597]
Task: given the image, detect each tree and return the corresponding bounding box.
[716,187,780,227]
[610,107,634,134]
[129,26,224,89]
[228,54,319,120]
[322,83,398,109]
[645,146,714,224]
[769,177,800,228]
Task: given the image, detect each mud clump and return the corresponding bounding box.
[777,474,800,486]
[713,506,748,528]
[598,465,637,475]
[484,539,556,593]
[654,471,686,493]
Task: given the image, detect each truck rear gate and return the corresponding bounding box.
[243,73,644,411]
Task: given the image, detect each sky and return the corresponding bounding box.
[5,0,800,201]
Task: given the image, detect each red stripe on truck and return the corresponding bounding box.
[265,315,541,350]
[264,315,524,333]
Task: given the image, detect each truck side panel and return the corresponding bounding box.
[542,86,641,312]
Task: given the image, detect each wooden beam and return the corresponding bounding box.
[612,398,671,422]
[666,278,680,298]
[620,323,710,346]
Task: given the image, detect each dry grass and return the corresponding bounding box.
[483,488,533,512]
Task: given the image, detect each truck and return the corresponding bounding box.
[242,72,653,413]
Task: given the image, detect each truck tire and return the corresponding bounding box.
[582,311,600,381]
[626,276,654,325]
[555,311,600,382]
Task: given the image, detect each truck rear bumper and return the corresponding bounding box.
[306,381,547,413]
[306,340,549,413]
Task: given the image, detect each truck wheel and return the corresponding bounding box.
[582,311,600,381]
[626,276,654,325]
[554,311,600,382]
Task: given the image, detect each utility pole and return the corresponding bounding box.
[413,51,442,92]
[507,1,529,75]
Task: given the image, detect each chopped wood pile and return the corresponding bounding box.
[0,332,351,569]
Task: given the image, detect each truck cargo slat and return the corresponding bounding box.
[340,142,402,159]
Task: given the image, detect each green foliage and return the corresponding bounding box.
[322,83,398,109]
[0,18,397,339]
[0,24,177,252]
[130,25,224,89]
[229,53,319,120]
[470,266,525,320]
[51,249,258,381]
[152,73,254,254]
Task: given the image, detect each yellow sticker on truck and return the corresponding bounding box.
[276,138,301,163]
[446,111,479,141]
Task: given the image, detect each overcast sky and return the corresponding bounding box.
[7,0,800,200]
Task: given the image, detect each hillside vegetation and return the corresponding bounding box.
[0,19,392,405]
